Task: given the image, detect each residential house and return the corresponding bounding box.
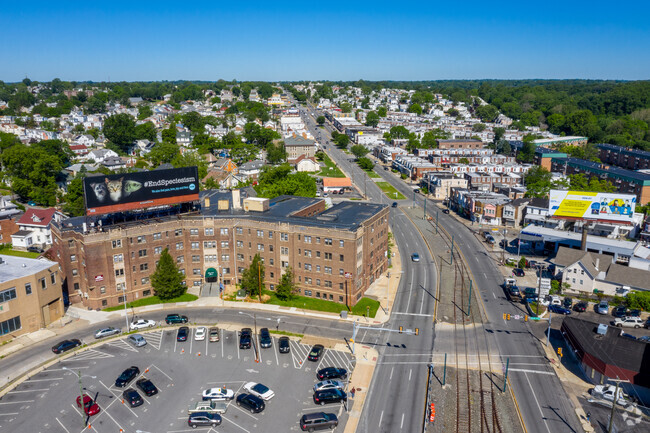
[285,136,316,161]
[501,198,530,227]
[421,172,468,200]
[295,155,320,172]
[238,160,265,180]
[176,131,192,146]
[100,156,127,171]
[323,177,352,193]
[85,148,118,163]
[11,208,65,250]
[215,158,238,174]
[0,196,20,245]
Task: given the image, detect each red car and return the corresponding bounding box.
[76,394,100,416]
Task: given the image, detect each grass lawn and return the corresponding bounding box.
[364,169,380,178]
[376,182,406,200]
[0,247,40,259]
[263,290,379,318]
[318,154,346,178]
[103,293,198,311]
[269,330,304,338]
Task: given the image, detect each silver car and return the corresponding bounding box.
[313,380,344,392]
[94,327,121,339]
[595,301,609,315]
[128,334,147,347]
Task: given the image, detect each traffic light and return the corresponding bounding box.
[399,326,403,334]
[503,313,507,320]
[557,347,563,357]
[506,314,511,321]
[524,315,528,322]
[415,328,419,336]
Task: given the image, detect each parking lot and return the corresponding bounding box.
[1,327,355,432]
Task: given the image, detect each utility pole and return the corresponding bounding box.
[450,235,455,265]
[467,280,473,317]
[423,195,427,219]
[435,210,439,234]
[608,378,629,433]
[257,261,262,302]
[77,370,85,427]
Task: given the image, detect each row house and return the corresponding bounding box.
[375,145,407,163]
[464,171,522,191]
[421,172,468,200]
[392,155,437,179]
[597,143,650,171]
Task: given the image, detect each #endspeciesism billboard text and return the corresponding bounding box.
[548,190,636,222]
[84,167,200,216]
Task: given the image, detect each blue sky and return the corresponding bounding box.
[1,1,649,82]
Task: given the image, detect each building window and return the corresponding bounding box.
[176,242,184,250]
[175,229,183,236]
[115,268,124,277]
[68,239,75,248]
[305,263,312,271]
[325,238,332,246]
[325,252,332,260]
[316,279,321,286]
[190,229,199,236]
[100,286,106,294]
[281,233,288,241]
[25,283,32,295]
[205,228,214,236]
[204,241,216,248]
[305,236,312,244]
[192,255,201,263]
[339,240,344,248]
[101,300,108,307]
[113,253,123,263]
[339,282,344,290]
[237,253,244,261]
[223,268,230,274]
[257,230,264,237]
[237,240,244,248]
[220,228,229,235]
[0,316,21,336]
[153,232,162,240]
[316,251,321,258]
[339,296,344,302]
[221,254,230,262]
[138,249,147,257]
[316,237,321,244]
[325,267,332,274]
[137,235,146,244]
[281,261,289,268]
[0,287,17,303]
[140,263,148,271]
[325,281,333,288]
[257,244,264,251]
[316,265,321,272]
[268,231,273,239]
[154,246,162,255]
[304,290,312,296]
[281,247,289,255]
[193,268,201,276]
[177,256,185,264]
[118,296,126,303]
[340,254,344,262]
[70,254,77,262]
[112,239,122,249]
[51,273,56,284]
[191,242,200,250]
[236,227,243,235]
[339,269,344,276]
[205,255,217,262]
[141,277,150,284]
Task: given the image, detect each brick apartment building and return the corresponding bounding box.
[436,139,484,150]
[52,193,389,310]
[597,143,650,171]
[0,255,64,343]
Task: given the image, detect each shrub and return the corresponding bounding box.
[626,291,650,311]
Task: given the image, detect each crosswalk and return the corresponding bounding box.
[61,348,114,362]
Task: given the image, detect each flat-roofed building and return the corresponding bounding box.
[0,255,63,343]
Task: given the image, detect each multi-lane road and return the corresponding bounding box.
[299,103,582,433]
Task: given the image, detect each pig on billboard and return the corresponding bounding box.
[84,167,200,216]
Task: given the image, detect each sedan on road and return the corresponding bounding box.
[236,393,265,413]
[136,377,158,396]
[243,382,275,400]
[308,344,325,361]
[194,326,206,341]
[122,388,144,407]
[411,253,420,262]
[209,327,220,342]
[239,328,252,349]
[188,412,222,428]
[573,301,588,312]
[202,387,235,401]
[165,314,188,324]
[94,327,121,339]
[313,380,344,392]
[51,339,81,354]
[278,336,290,353]
[130,319,156,330]
[548,305,571,315]
[317,367,347,381]
[596,301,609,315]
[177,326,189,342]
[115,366,140,387]
[76,394,100,416]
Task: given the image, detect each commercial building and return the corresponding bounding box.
[51,193,389,310]
[0,255,64,343]
[534,147,567,171]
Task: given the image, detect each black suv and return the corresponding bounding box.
[313,389,347,405]
[188,412,222,428]
[51,339,81,354]
[300,412,339,431]
[165,314,188,324]
[259,328,272,348]
[177,326,189,341]
[122,388,144,407]
[317,367,347,381]
[236,393,265,413]
[239,328,252,349]
[279,336,290,353]
[115,366,140,387]
[136,378,158,396]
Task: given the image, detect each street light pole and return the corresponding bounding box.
[62,367,96,428]
[122,287,129,331]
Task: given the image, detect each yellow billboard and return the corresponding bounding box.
[548,190,636,222]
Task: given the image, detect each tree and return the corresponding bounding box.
[103,113,136,153]
[135,122,156,142]
[523,166,553,198]
[495,139,512,155]
[350,144,369,159]
[62,170,86,217]
[334,134,349,149]
[447,108,460,117]
[316,115,325,126]
[377,106,387,117]
[148,142,180,166]
[255,164,317,198]
[340,102,352,113]
[241,253,265,300]
[389,126,410,140]
[458,157,470,164]
[517,139,536,163]
[150,248,186,300]
[162,124,177,144]
[181,111,205,133]
[518,257,527,270]
[472,123,486,132]
[137,105,153,120]
[275,267,297,301]
[408,103,422,115]
[266,142,287,164]
[365,111,379,127]
[358,157,374,170]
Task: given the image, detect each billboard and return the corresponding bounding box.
[84,167,200,216]
[548,190,636,222]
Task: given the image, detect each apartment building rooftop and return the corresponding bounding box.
[0,255,58,284]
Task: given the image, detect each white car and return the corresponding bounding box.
[313,380,344,392]
[194,327,207,341]
[613,316,644,328]
[540,295,561,307]
[243,382,275,400]
[94,327,121,339]
[130,319,156,330]
[202,387,234,401]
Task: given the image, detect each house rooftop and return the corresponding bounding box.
[0,255,58,284]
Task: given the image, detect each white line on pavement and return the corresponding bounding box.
[391,312,432,317]
[22,377,62,381]
[7,388,49,393]
[524,372,552,433]
[401,413,405,429]
[390,367,394,380]
[0,400,34,405]
[56,417,70,433]
[509,369,555,375]
[222,413,251,433]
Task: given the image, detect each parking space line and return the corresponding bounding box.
[145,329,163,350]
[62,349,114,361]
[273,338,279,365]
[0,412,20,416]
[0,400,34,405]
[256,334,262,363]
[150,364,174,381]
[221,331,224,358]
[315,349,327,371]
[188,329,193,354]
[237,331,240,359]
[205,335,209,356]
[23,377,62,381]
[7,388,49,393]
[231,403,260,420]
[56,417,71,433]
[106,338,139,353]
[221,414,251,433]
[95,403,125,431]
[174,335,178,353]
[46,367,89,371]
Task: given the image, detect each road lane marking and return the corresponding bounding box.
[523,372,552,432]
[22,377,62,381]
[509,369,554,375]
[419,271,427,315]
[379,410,384,427]
[390,367,394,380]
[405,269,415,312]
[391,312,432,317]
[56,417,70,433]
[401,413,405,429]
[0,400,34,405]
[409,369,412,381]
[0,412,19,416]
[7,389,49,393]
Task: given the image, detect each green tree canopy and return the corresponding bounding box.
[275,267,297,301]
[350,144,369,159]
[255,164,317,198]
[365,111,379,127]
[241,253,265,300]
[103,113,137,153]
[150,248,186,300]
[316,115,325,126]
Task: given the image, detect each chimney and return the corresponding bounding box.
[595,258,600,271]
[232,189,241,210]
[204,197,211,208]
[581,225,588,251]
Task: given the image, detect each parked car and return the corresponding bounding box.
[194,326,206,341]
[612,305,628,318]
[165,314,188,324]
[563,297,573,309]
[209,327,220,342]
[308,344,325,361]
[130,319,156,330]
[505,257,518,266]
[115,366,140,387]
[627,309,641,317]
[522,287,538,303]
[613,316,644,328]
[202,387,235,401]
[243,382,275,400]
[411,253,420,262]
[645,318,650,329]
[317,367,347,381]
[486,235,496,245]
[392,202,398,208]
[313,389,347,405]
[236,393,265,413]
[548,305,571,315]
[76,394,100,416]
[313,380,344,392]
[136,377,158,396]
[278,336,290,353]
[541,295,561,307]
[596,301,609,315]
[187,412,222,428]
[128,334,147,347]
[122,388,144,407]
[573,301,588,312]
[27,246,44,253]
[259,328,272,348]
[300,412,339,432]
[239,328,252,349]
[512,268,525,277]
[177,326,189,341]
[94,327,121,339]
[443,208,450,214]
[52,339,81,354]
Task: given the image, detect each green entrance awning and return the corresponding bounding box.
[205,268,218,279]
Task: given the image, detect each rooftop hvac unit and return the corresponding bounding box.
[596,324,608,336]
